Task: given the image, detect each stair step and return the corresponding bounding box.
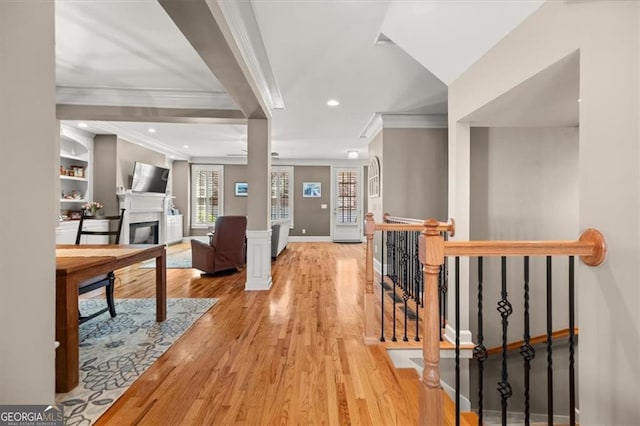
[395,367,419,415]
[397,367,479,426]
[443,390,478,426]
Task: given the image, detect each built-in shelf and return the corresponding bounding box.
[59,127,91,215]
[60,175,87,182]
[60,153,87,162]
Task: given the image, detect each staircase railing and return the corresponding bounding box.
[363,213,454,345]
[419,219,607,426]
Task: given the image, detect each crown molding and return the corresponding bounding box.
[380,114,448,129]
[217,0,285,111]
[56,86,236,110]
[360,113,448,142]
[360,113,383,141]
[188,157,368,167]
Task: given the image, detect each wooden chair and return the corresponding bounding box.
[75,208,125,324]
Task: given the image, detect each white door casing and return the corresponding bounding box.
[331,166,363,242]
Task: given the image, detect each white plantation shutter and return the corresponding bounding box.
[271,166,293,226]
[191,165,223,228]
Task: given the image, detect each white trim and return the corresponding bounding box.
[191,157,369,167]
[191,164,224,228]
[360,113,448,142]
[331,165,364,242]
[380,114,448,129]
[56,86,235,110]
[444,324,474,347]
[217,1,285,111]
[441,380,471,412]
[288,236,332,242]
[272,166,294,228]
[374,258,385,275]
[360,113,383,141]
[482,410,571,425]
[245,229,272,291]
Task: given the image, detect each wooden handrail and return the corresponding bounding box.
[384,213,425,225]
[375,220,455,235]
[486,327,579,356]
[376,223,428,232]
[443,228,607,267]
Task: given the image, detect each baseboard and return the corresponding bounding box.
[374,258,388,275]
[482,409,572,424]
[441,380,471,412]
[288,236,332,242]
[444,324,474,347]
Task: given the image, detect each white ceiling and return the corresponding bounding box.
[55,0,550,162]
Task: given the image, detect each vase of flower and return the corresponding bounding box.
[84,201,103,217]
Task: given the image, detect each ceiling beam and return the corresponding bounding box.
[159,0,268,119]
[56,104,246,124]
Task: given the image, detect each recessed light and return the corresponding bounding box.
[169,155,176,159]
[347,150,359,159]
[183,145,189,149]
[78,122,88,128]
[148,128,156,133]
[327,99,340,107]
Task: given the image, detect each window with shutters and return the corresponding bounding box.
[271,166,293,226]
[191,164,223,228]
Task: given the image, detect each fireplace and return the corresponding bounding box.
[129,221,159,244]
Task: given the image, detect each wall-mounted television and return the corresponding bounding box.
[131,162,169,194]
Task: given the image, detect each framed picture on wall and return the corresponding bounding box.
[234,182,248,196]
[302,182,321,198]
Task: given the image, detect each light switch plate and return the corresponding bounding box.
[321,204,327,209]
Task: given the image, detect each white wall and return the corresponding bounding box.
[0,2,56,403]
[449,2,640,423]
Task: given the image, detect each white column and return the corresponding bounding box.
[447,119,472,405]
[245,118,272,290]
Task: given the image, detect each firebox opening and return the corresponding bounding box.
[129,221,159,244]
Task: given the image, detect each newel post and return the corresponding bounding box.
[418,219,445,425]
[363,213,377,344]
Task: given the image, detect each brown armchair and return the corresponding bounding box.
[191,216,247,274]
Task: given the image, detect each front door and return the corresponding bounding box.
[332,167,362,242]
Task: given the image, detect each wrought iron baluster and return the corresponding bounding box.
[455,256,460,426]
[569,256,576,426]
[473,257,486,426]
[380,230,385,342]
[497,256,513,426]
[442,232,449,337]
[392,230,398,285]
[546,256,554,424]
[414,231,421,341]
[520,256,535,426]
[401,231,410,341]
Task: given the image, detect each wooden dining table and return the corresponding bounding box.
[55,244,167,393]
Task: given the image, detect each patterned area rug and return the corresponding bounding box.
[56,298,217,425]
[140,249,192,268]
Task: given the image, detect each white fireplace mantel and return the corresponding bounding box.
[118,191,170,244]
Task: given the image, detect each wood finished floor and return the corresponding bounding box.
[90,242,420,425]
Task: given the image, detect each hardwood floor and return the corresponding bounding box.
[91,242,419,425]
